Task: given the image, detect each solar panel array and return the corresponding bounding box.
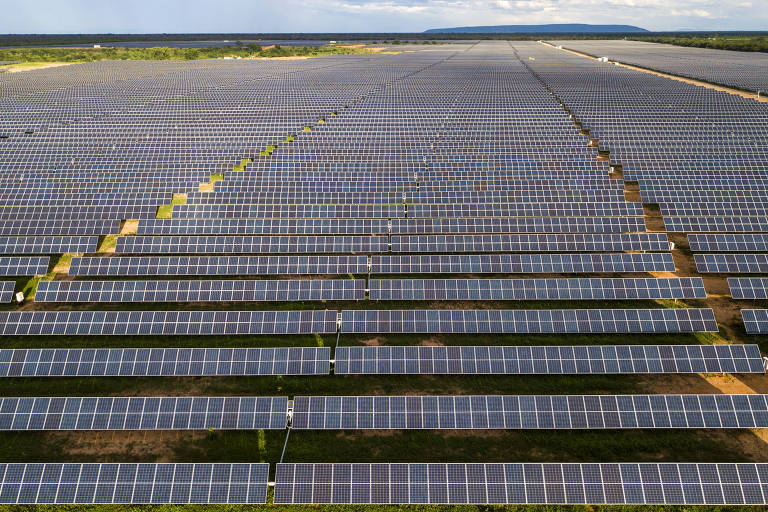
[2,39,765,505]
[291,394,768,430]
[742,310,768,334]
[0,282,13,302]
[0,256,48,276]
[728,278,768,299]
[274,462,768,505]
[334,344,764,375]
[0,310,338,335]
[339,309,717,334]
[69,255,369,276]
[0,463,270,504]
[689,234,768,252]
[0,236,97,254]
[35,279,366,302]
[695,254,768,274]
[371,253,675,274]
[549,39,768,93]
[369,278,705,301]
[0,347,331,377]
[0,396,288,430]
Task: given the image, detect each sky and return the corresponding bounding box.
[1,0,765,33]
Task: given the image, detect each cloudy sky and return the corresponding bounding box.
[1,0,765,33]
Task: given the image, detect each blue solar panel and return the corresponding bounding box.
[688,234,768,252]
[369,278,706,301]
[35,280,365,302]
[0,257,49,276]
[339,309,717,334]
[68,256,369,276]
[0,347,331,376]
[290,394,768,429]
[333,345,764,375]
[0,463,269,503]
[0,282,14,302]
[742,310,768,334]
[695,254,768,273]
[274,462,768,504]
[0,396,288,430]
[0,310,338,335]
[371,254,675,274]
[728,278,768,299]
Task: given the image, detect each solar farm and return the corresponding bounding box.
[0,39,768,507]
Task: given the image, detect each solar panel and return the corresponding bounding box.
[408,202,644,218]
[115,236,388,254]
[0,347,331,377]
[688,234,768,252]
[0,236,98,254]
[391,233,671,253]
[68,256,369,276]
[728,278,768,299]
[664,217,768,233]
[694,254,768,273]
[339,309,717,334]
[290,394,768,429]
[0,282,13,303]
[0,220,120,236]
[137,218,391,235]
[371,254,675,274]
[0,257,49,276]
[273,462,768,504]
[390,217,647,234]
[742,310,768,334]
[0,463,269,503]
[333,345,764,375]
[369,278,706,301]
[0,396,288,430]
[35,279,365,302]
[0,310,338,336]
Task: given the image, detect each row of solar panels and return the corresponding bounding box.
[0,308,718,335]
[141,216,647,233]
[33,277,707,302]
[1,394,767,431]
[0,344,761,377]
[149,201,645,219]
[2,462,767,504]
[0,233,673,254]
[2,253,680,276]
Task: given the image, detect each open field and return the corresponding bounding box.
[0,39,767,508]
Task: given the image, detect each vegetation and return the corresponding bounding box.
[631,34,768,52]
[0,45,376,63]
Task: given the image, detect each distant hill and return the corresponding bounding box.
[425,24,649,34]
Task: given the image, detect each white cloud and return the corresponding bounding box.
[0,0,765,33]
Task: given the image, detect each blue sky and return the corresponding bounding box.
[1,0,765,33]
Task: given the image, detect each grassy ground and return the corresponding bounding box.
[0,45,377,64]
